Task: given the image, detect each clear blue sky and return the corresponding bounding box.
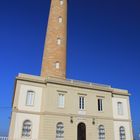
[0,0,140,139]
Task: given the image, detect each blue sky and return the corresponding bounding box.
[0,0,140,139]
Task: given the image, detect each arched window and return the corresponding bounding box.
[120,126,126,140]
[98,125,105,140]
[22,120,32,138]
[56,122,64,139]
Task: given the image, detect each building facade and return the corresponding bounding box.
[8,0,133,140]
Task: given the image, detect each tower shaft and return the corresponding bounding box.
[41,0,67,79]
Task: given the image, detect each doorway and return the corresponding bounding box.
[77,122,86,140]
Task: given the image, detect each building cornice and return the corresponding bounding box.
[13,109,132,122]
[16,73,129,96]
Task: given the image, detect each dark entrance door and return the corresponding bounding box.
[77,123,86,140]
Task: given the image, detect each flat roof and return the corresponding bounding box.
[16,73,129,95]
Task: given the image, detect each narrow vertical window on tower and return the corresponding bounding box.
[55,62,60,69]
[58,16,63,23]
[79,96,85,110]
[26,91,35,106]
[57,38,61,45]
[60,0,64,5]
[98,98,103,111]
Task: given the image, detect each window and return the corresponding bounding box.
[57,38,61,45]
[22,120,32,138]
[60,0,64,5]
[120,126,126,140]
[58,94,65,108]
[26,91,35,106]
[58,17,63,23]
[79,96,85,110]
[98,99,103,111]
[55,62,60,69]
[117,102,123,115]
[56,122,64,139]
[98,125,105,140]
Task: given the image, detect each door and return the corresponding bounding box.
[77,123,86,140]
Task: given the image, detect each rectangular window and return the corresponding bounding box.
[117,102,123,115]
[57,38,61,45]
[55,62,60,69]
[79,96,85,110]
[60,0,64,5]
[26,91,35,106]
[98,99,103,111]
[58,17,63,23]
[58,94,65,108]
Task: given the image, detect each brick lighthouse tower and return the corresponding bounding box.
[41,0,67,79]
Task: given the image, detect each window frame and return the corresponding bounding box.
[79,96,85,110]
[58,16,63,23]
[98,98,103,112]
[56,122,64,139]
[55,62,60,69]
[60,0,64,5]
[98,125,105,140]
[57,38,61,45]
[58,94,65,108]
[26,90,35,106]
[21,120,32,138]
[117,102,123,115]
[120,126,126,140]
